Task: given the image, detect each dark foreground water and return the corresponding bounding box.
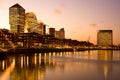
[0,50,120,80]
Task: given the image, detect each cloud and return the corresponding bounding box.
[54,2,66,15]
[59,3,65,8]
[90,24,97,27]
[54,9,62,15]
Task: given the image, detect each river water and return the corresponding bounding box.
[0,50,120,80]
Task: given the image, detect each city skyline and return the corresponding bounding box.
[0,0,120,45]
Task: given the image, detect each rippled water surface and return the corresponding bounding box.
[0,50,120,80]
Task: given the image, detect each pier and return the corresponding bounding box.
[0,47,120,56]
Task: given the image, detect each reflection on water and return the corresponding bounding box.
[98,50,113,61]
[0,50,120,80]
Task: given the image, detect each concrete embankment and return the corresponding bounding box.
[77,48,120,51]
[1,47,120,56]
[9,48,120,54]
[7,48,73,54]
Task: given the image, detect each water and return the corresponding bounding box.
[0,50,120,80]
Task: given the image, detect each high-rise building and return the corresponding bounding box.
[49,28,55,37]
[37,21,46,35]
[25,12,38,33]
[55,31,60,38]
[55,28,65,39]
[25,13,46,35]
[97,30,113,47]
[59,28,65,39]
[9,3,25,33]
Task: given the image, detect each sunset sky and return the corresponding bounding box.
[0,0,120,45]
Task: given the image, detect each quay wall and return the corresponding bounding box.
[7,48,73,54]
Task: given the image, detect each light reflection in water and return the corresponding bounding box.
[98,50,113,61]
[27,56,29,67]
[44,53,46,65]
[39,53,41,65]
[0,59,15,80]
[104,65,108,80]
[2,61,5,70]
[0,50,120,80]
[34,54,37,65]
[21,56,23,68]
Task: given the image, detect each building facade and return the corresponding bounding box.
[37,21,46,35]
[97,30,113,47]
[49,28,55,37]
[55,28,65,39]
[59,28,65,39]
[25,12,38,33]
[9,3,25,33]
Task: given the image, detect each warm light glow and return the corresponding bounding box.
[27,56,29,67]
[104,65,108,80]
[21,56,23,68]
[39,53,41,65]
[0,0,120,44]
[34,53,37,65]
[0,61,15,80]
[44,53,46,64]
[2,61,5,70]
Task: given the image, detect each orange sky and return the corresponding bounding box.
[0,0,120,45]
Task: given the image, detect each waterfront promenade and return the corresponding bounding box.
[0,47,120,56]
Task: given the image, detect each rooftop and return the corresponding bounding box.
[98,30,112,33]
[10,3,24,9]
